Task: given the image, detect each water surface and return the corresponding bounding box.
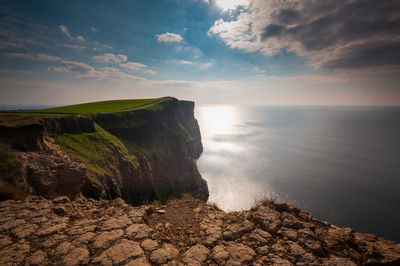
[196,105,400,242]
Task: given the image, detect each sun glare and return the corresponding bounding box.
[215,0,246,11]
[197,106,237,136]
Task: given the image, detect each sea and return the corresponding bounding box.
[195,105,400,242]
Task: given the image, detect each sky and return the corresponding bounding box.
[0,0,399,106]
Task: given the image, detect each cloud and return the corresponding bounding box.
[0,18,52,50]
[48,60,94,73]
[120,61,157,75]
[156,32,183,43]
[6,53,61,61]
[47,59,148,81]
[76,36,85,42]
[59,25,71,39]
[120,61,147,70]
[59,25,85,43]
[200,62,213,70]
[92,53,127,64]
[77,67,147,81]
[90,27,98,32]
[208,0,400,71]
[168,59,213,70]
[143,69,157,75]
[63,44,84,49]
[169,60,194,65]
[92,42,113,52]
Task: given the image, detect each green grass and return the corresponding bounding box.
[55,123,139,186]
[1,97,167,115]
[35,97,165,114]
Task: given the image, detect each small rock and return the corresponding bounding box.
[0,242,30,265]
[226,243,256,265]
[28,250,47,265]
[281,213,305,229]
[93,239,144,265]
[223,220,254,240]
[321,256,356,266]
[182,244,210,265]
[102,215,132,230]
[157,209,166,214]
[250,206,281,233]
[0,235,12,249]
[55,241,72,256]
[52,196,70,204]
[212,245,230,264]
[141,239,159,252]
[73,232,96,245]
[93,229,124,249]
[150,243,179,264]
[52,205,68,216]
[36,223,67,236]
[126,224,153,239]
[62,247,90,266]
[279,227,298,241]
[124,256,151,266]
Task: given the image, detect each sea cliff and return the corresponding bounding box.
[0,97,208,204]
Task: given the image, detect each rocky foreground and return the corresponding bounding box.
[0,197,399,266]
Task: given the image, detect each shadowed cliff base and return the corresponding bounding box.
[0,97,208,204]
[0,196,399,265]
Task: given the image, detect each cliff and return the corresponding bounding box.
[0,196,399,265]
[0,97,208,204]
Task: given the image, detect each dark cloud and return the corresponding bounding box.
[262,24,285,40]
[209,0,400,71]
[261,0,400,69]
[323,41,400,69]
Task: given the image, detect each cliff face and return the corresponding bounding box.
[0,196,399,265]
[92,98,207,202]
[0,98,208,204]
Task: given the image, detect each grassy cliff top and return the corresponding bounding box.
[0,97,171,115]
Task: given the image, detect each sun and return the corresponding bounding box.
[215,0,246,11]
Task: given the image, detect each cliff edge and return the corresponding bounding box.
[0,196,399,265]
[0,97,208,204]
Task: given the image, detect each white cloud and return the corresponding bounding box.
[77,67,147,81]
[92,43,113,52]
[156,32,183,43]
[59,25,86,43]
[144,69,157,75]
[63,44,85,50]
[90,27,98,32]
[200,62,213,70]
[59,25,71,39]
[48,60,94,73]
[169,60,194,65]
[92,53,128,64]
[6,53,61,61]
[168,59,213,70]
[47,59,149,81]
[120,62,148,70]
[76,36,85,42]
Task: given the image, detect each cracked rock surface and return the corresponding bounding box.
[0,196,399,265]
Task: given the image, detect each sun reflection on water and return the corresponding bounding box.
[196,105,270,212]
[196,105,237,136]
[196,105,242,153]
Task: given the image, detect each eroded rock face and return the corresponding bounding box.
[0,197,399,266]
[0,98,209,204]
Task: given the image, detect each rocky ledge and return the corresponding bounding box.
[0,197,399,266]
